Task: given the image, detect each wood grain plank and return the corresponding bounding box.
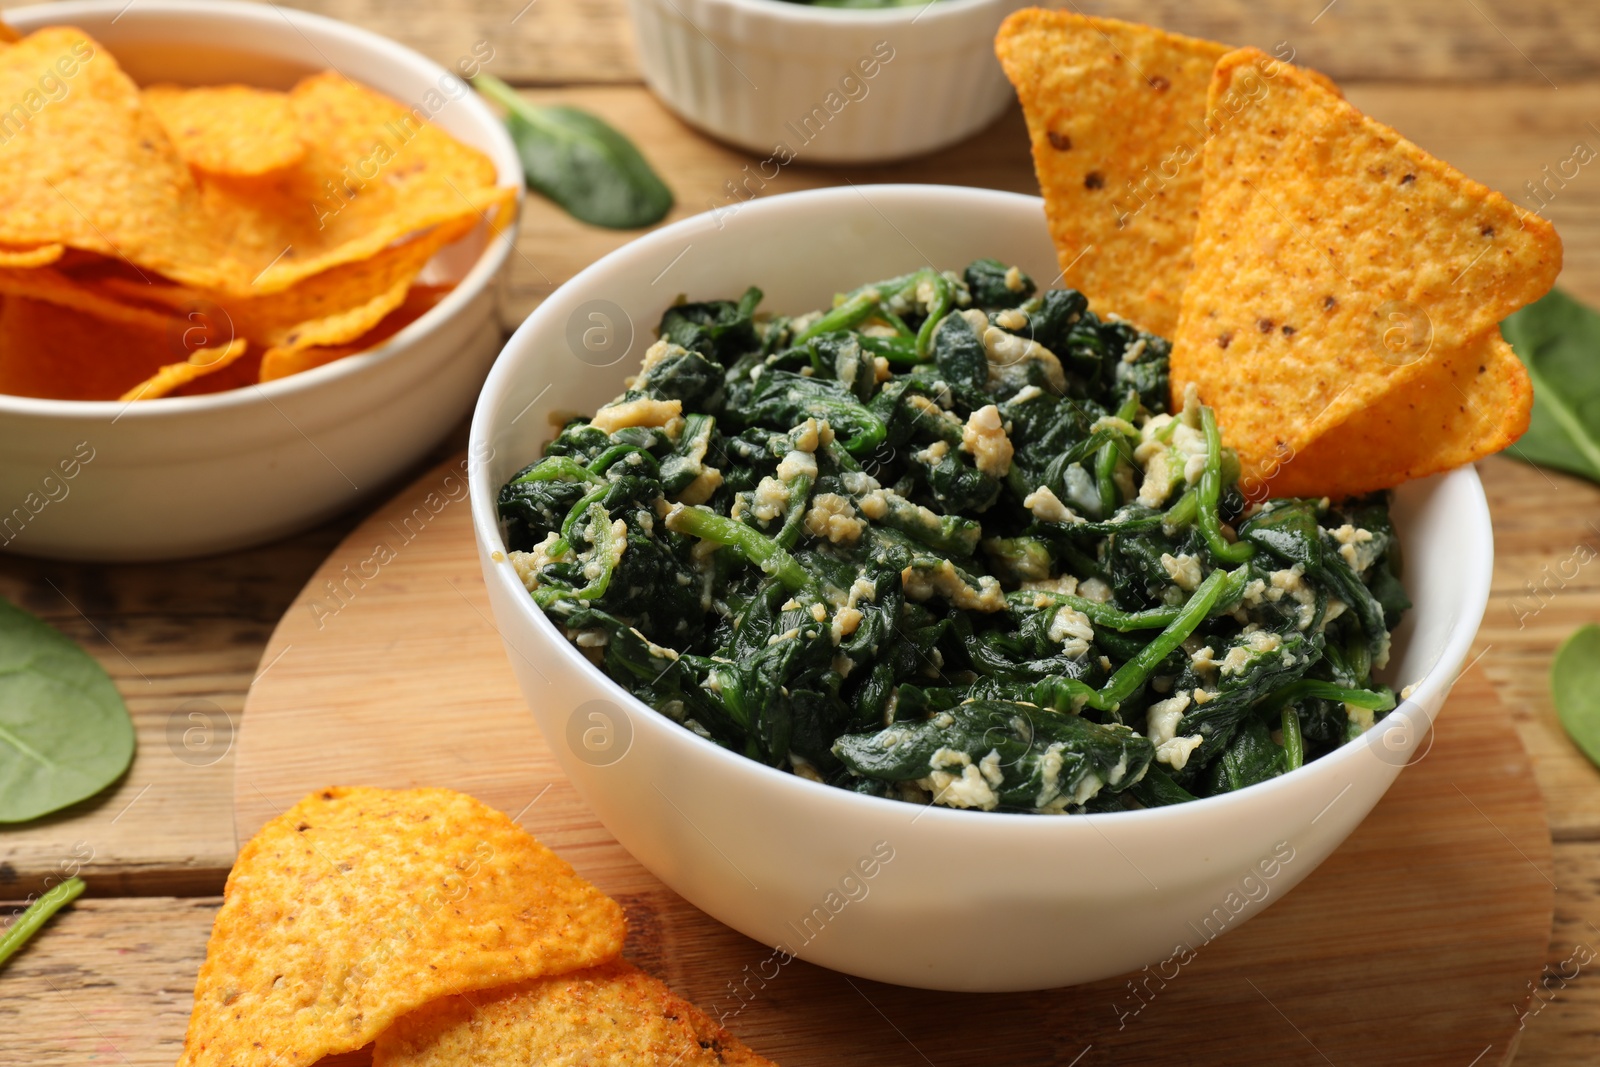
[1479,455,1600,842]
[1074,0,1592,85]
[275,0,639,86]
[8,836,1590,1067]
[272,0,1599,87]
[0,439,468,898]
[0,532,347,898]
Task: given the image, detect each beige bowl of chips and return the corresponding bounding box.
[0,0,520,561]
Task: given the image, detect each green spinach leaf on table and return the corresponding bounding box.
[1553,624,1600,768]
[473,74,673,230]
[1503,288,1600,482]
[0,598,135,823]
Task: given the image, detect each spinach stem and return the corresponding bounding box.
[1281,704,1305,771]
[514,456,604,486]
[560,487,610,542]
[535,503,623,607]
[666,505,812,593]
[1198,406,1254,564]
[1267,680,1397,712]
[1163,488,1198,530]
[0,877,84,971]
[773,475,815,550]
[1090,567,1236,711]
[1095,391,1140,516]
[914,271,953,358]
[795,289,881,344]
[1008,591,1181,632]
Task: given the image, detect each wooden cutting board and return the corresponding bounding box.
[237,456,1553,1067]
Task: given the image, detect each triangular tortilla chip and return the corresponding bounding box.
[144,84,306,177]
[1263,330,1531,497]
[0,37,508,297]
[175,787,626,1067]
[372,960,778,1067]
[1170,48,1560,483]
[118,338,249,401]
[197,72,509,295]
[260,284,452,382]
[0,243,62,267]
[0,294,184,399]
[0,29,227,289]
[997,11,1229,337]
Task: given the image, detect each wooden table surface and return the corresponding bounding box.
[3,1,1600,1063]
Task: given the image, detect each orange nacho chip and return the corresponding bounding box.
[997,11,1228,338]
[99,217,475,354]
[996,12,1343,338]
[118,337,249,401]
[195,71,510,295]
[144,83,305,177]
[0,28,233,289]
[0,243,63,267]
[175,787,626,1067]
[259,284,452,382]
[372,960,779,1067]
[0,294,217,400]
[1169,48,1560,486]
[1264,330,1531,498]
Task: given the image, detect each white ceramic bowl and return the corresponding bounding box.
[628,0,1030,163]
[469,185,1492,991]
[0,0,520,562]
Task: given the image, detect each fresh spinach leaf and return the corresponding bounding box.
[1502,288,1600,482]
[474,74,673,230]
[0,599,134,823]
[1553,623,1600,767]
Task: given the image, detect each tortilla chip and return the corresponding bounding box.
[144,84,305,177]
[1170,48,1560,484]
[259,284,452,382]
[194,72,508,295]
[175,787,626,1067]
[94,215,471,362]
[0,244,63,267]
[0,295,184,400]
[118,337,248,401]
[372,960,778,1067]
[0,265,180,331]
[198,216,473,352]
[1263,331,1531,498]
[0,29,233,290]
[997,11,1228,338]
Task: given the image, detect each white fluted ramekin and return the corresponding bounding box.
[628,0,1030,163]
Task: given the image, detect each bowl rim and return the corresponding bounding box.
[0,0,521,421]
[642,0,1005,28]
[469,182,1494,832]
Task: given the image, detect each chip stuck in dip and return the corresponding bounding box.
[0,25,515,402]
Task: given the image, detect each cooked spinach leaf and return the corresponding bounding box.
[0,599,135,823]
[1502,288,1600,482]
[500,260,1405,813]
[474,74,673,230]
